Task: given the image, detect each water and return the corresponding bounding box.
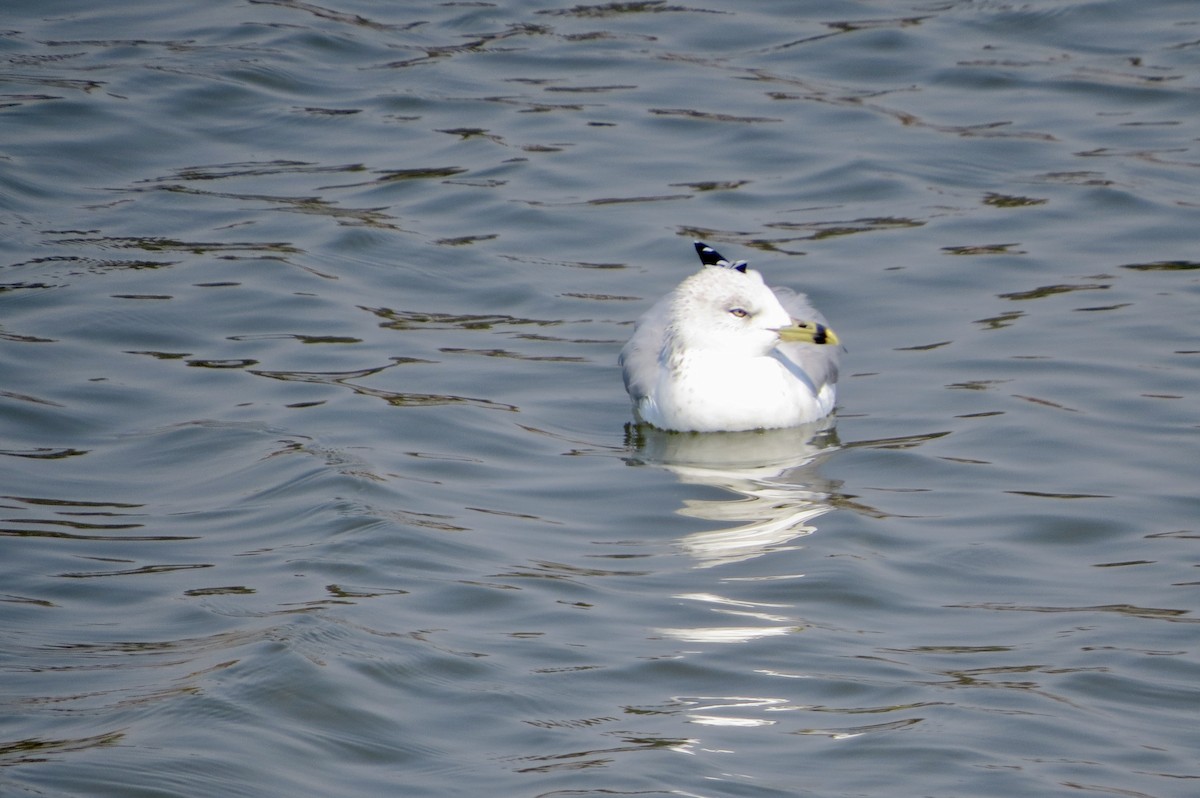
[2,1,1198,795]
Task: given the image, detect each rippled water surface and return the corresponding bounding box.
[3,1,1199,796]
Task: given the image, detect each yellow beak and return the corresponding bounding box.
[778,320,839,346]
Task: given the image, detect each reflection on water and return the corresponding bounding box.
[626,422,839,645]
[627,421,839,570]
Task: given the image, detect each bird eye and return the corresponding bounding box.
[729,308,749,318]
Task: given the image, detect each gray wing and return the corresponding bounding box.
[618,293,672,402]
[771,286,840,390]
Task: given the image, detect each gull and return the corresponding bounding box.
[620,241,840,432]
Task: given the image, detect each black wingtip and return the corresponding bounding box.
[694,241,724,266]
[693,241,748,273]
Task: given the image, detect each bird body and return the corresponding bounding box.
[620,242,839,432]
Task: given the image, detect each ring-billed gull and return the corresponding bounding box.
[620,241,840,432]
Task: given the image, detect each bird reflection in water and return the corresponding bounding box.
[625,420,839,569]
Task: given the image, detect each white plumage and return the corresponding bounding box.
[620,242,840,432]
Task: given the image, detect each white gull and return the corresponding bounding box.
[620,241,840,432]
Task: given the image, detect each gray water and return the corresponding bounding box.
[2,1,1198,796]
